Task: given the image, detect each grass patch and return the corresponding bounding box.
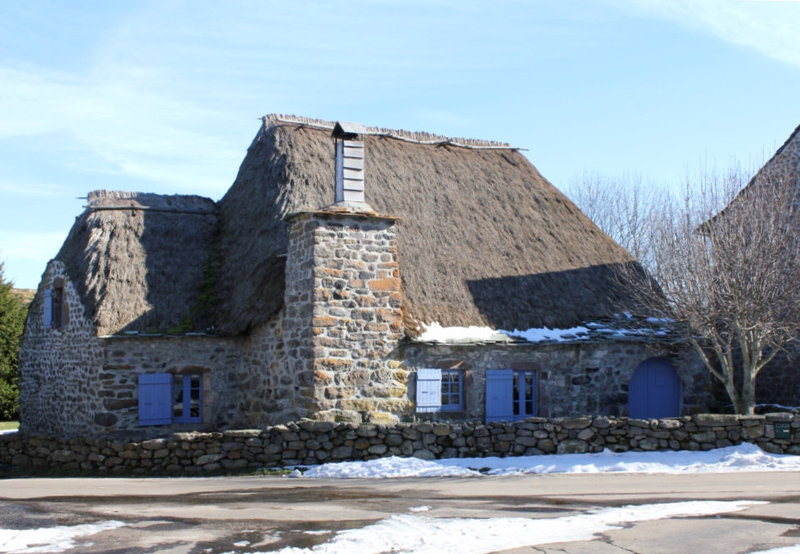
[0,421,19,431]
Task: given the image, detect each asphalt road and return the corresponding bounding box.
[1,472,800,553]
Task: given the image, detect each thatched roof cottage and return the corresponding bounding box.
[19,115,709,436]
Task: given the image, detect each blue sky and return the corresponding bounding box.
[1,0,799,289]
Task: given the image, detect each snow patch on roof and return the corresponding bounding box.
[414,318,677,345]
[415,323,510,344]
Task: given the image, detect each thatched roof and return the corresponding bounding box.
[214,115,641,335]
[54,116,644,337]
[706,123,800,229]
[55,190,218,336]
[746,123,800,193]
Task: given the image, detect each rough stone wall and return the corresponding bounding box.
[97,335,242,432]
[18,261,104,435]
[285,212,409,425]
[237,312,298,426]
[402,340,711,420]
[2,413,797,476]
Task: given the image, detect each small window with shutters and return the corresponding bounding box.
[138,373,204,426]
[43,279,68,329]
[416,368,464,413]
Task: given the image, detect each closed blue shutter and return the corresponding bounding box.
[138,373,172,425]
[486,369,514,422]
[415,368,442,412]
[43,289,53,328]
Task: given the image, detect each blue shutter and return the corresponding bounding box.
[138,373,172,425]
[43,289,53,328]
[415,368,442,412]
[485,369,514,422]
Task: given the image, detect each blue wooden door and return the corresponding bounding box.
[628,358,681,419]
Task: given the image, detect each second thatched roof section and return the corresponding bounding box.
[214,115,642,336]
[56,190,218,336]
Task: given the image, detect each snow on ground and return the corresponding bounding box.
[0,429,18,435]
[273,500,763,554]
[299,443,800,479]
[0,521,124,553]
[1,444,799,553]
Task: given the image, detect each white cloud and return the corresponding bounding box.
[0,63,243,196]
[615,0,800,68]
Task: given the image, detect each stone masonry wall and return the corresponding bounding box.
[18,261,105,436]
[2,413,797,476]
[285,211,409,425]
[96,335,242,432]
[236,311,297,426]
[403,340,711,420]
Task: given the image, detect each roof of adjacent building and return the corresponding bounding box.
[53,114,645,337]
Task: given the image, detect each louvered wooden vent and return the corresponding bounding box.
[332,121,367,204]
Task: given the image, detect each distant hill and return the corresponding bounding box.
[11,288,35,305]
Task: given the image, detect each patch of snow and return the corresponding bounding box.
[416,323,507,343]
[303,456,475,479]
[754,546,800,553]
[0,429,18,435]
[271,500,762,554]
[416,318,676,345]
[303,530,330,536]
[645,316,674,324]
[503,326,590,342]
[408,506,430,513]
[0,520,125,553]
[298,444,800,479]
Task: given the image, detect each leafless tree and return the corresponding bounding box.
[564,172,669,271]
[622,166,800,414]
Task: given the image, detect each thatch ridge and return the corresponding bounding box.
[267,114,513,149]
[215,117,641,335]
[86,190,216,213]
[56,190,218,336]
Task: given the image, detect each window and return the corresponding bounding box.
[441,369,463,411]
[173,374,203,423]
[512,370,536,418]
[486,369,537,422]
[138,373,203,426]
[43,279,67,329]
[415,367,464,413]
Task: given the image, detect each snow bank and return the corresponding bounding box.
[299,444,800,479]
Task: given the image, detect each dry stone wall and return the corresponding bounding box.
[2,414,798,476]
